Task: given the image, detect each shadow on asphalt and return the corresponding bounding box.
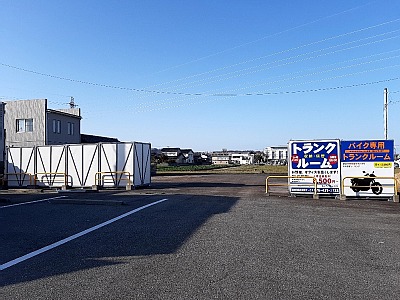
[1,193,238,287]
[150,181,262,189]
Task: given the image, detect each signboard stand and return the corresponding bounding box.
[288,139,398,201]
[288,140,341,197]
[341,140,395,200]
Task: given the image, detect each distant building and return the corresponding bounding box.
[81,134,119,144]
[230,152,254,165]
[160,147,195,165]
[181,149,194,164]
[211,152,231,165]
[194,152,211,165]
[212,151,254,165]
[4,99,81,147]
[264,146,288,165]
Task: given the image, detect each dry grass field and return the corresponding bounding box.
[156,164,288,174]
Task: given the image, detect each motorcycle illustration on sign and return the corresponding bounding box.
[350,171,383,195]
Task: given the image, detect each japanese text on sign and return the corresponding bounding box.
[290,141,339,169]
[341,140,394,162]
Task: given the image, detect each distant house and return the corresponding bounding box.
[194,152,211,165]
[4,99,81,147]
[160,147,195,165]
[160,147,185,164]
[181,149,194,164]
[161,147,181,157]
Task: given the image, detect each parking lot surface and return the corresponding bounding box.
[1,174,400,299]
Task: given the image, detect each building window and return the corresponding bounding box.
[16,119,33,132]
[53,119,61,134]
[68,122,74,135]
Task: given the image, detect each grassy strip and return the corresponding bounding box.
[156,164,236,172]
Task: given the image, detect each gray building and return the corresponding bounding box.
[4,99,81,147]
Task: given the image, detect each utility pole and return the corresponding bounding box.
[384,88,388,140]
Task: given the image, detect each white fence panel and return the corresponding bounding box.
[134,142,151,186]
[99,143,118,187]
[6,147,35,187]
[67,144,99,187]
[36,145,66,187]
[5,141,151,188]
[116,142,135,187]
[99,143,135,187]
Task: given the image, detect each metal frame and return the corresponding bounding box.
[266,175,318,198]
[0,172,33,186]
[94,171,132,186]
[34,172,67,186]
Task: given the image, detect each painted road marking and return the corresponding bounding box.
[0,198,168,271]
[0,196,67,209]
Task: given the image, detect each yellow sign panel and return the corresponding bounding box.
[374,162,392,168]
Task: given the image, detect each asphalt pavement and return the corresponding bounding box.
[1,174,400,299]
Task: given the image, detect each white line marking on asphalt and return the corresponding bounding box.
[0,196,67,209]
[0,198,168,271]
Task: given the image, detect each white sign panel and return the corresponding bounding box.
[288,140,341,195]
[341,140,395,197]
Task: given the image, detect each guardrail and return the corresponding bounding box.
[266,176,318,199]
[0,172,33,186]
[341,176,398,202]
[94,171,132,187]
[34,172,67,186]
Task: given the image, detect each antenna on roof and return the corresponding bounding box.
[69,96,78,108]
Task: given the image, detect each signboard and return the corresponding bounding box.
[341,140,395,197]
[288,140,341,195]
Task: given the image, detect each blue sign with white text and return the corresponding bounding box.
[290,140,339,169]
[341,140,394,162]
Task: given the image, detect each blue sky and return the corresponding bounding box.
[1,0,400,151]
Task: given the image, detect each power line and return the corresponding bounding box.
[145,18,400,90]
[133,77,400,113]
[147,1,379,75]
[134,75,400,113]
[1,17,398,103]
[134,50,400,110]
[159,33,400,92]
[76,75,400,116]
[4,32,396,103]
[129,23,400,106]
[128,18,400,107]
[0,62,205,97]
[132,62,400,112]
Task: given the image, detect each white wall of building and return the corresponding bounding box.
[264,146,288,164]
[231,153,254,165]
